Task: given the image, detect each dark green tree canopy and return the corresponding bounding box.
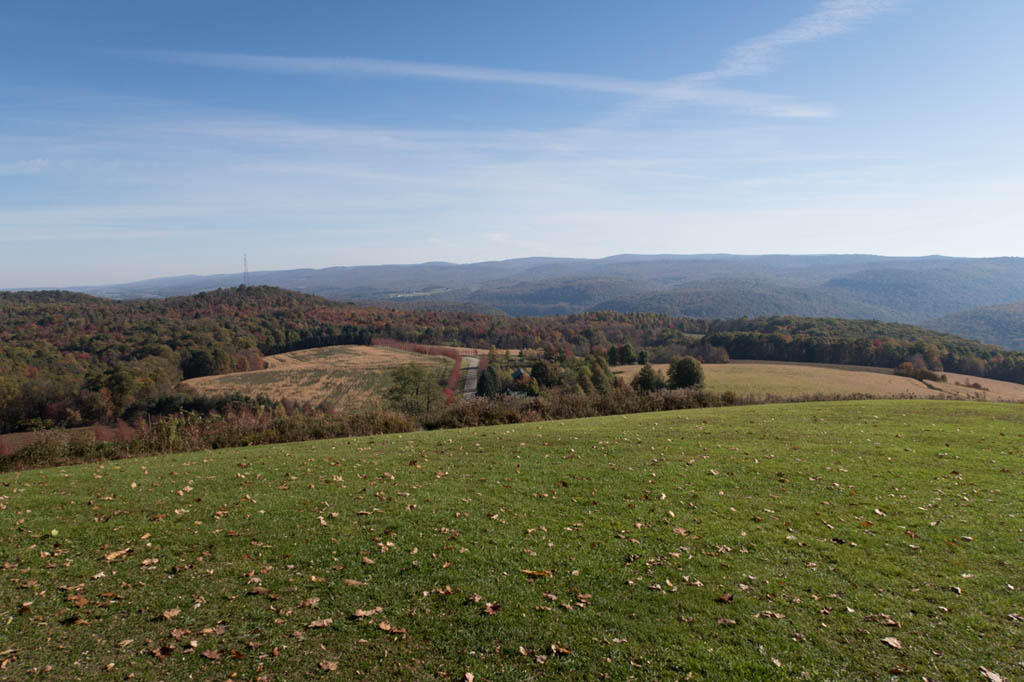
[631,363,666,393]
[668,356,704,389]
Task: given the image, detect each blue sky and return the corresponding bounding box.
[2,1,1023,287]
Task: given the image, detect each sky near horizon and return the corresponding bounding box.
[2,1,1023,288]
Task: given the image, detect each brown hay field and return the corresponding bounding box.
[613,360,1024,402]
[183,345,453,411]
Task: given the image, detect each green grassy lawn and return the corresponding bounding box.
[2,400,1022,680]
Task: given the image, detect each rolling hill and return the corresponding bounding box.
[50,255,1024,349]
[926,301,1024,350]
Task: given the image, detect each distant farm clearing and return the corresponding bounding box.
[182,345,453,410]
[614,360,1024,402]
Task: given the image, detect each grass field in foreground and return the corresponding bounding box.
[613,360,1024,402]
[1,401,1022,680]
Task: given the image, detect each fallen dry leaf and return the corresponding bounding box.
[103,548,131,562]
[151,645,175,659]
[881,637,902,650]
[980,666,1004,682]
[201,650,220,660]
[307,618,333,629]
[320,660,339,672]
[866,613,901,628]
[353,607,382,618]
[522,569,553,578]
[162,607,181,620]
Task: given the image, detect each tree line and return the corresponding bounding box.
[2,286,1022,434]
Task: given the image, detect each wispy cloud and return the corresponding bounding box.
[0,158,50,175]
[143,50,826,118]
[702,0,902,80]
[608,0,901,122]
[137,1,899,120]
[152,51,654,97]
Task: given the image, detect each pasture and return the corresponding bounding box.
[182,345,453,411]
[1,400,1022,680]
[614,360,1024,402]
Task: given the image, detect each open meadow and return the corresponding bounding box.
[182,345,453,412]
[2,400,1022,680]
[614,360,1024,402]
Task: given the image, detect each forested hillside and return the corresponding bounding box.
[3,286,1023,434]
[62,255,1024,336]
[927,302,1024,350]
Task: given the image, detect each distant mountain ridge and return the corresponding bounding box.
[34,253,1024,350]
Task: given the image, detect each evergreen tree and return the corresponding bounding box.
[631,363,666,392]
[476,366,500,398]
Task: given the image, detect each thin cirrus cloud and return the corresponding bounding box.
[137,0,900,120]
[696,0,902,81]
[617,0,902,120]
[143,50,828,118]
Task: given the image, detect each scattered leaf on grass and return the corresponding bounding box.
[103,548,131,562]
[980,666,1004,682]
[753,611,784,619]
[308,618,333,629]
[522,569,553,578]
[320,660,339,672]
[353,607,382,618]
[162,607,181,620]
[201,650,220,660]
[151,645,175,659]
[881,637,903,650]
